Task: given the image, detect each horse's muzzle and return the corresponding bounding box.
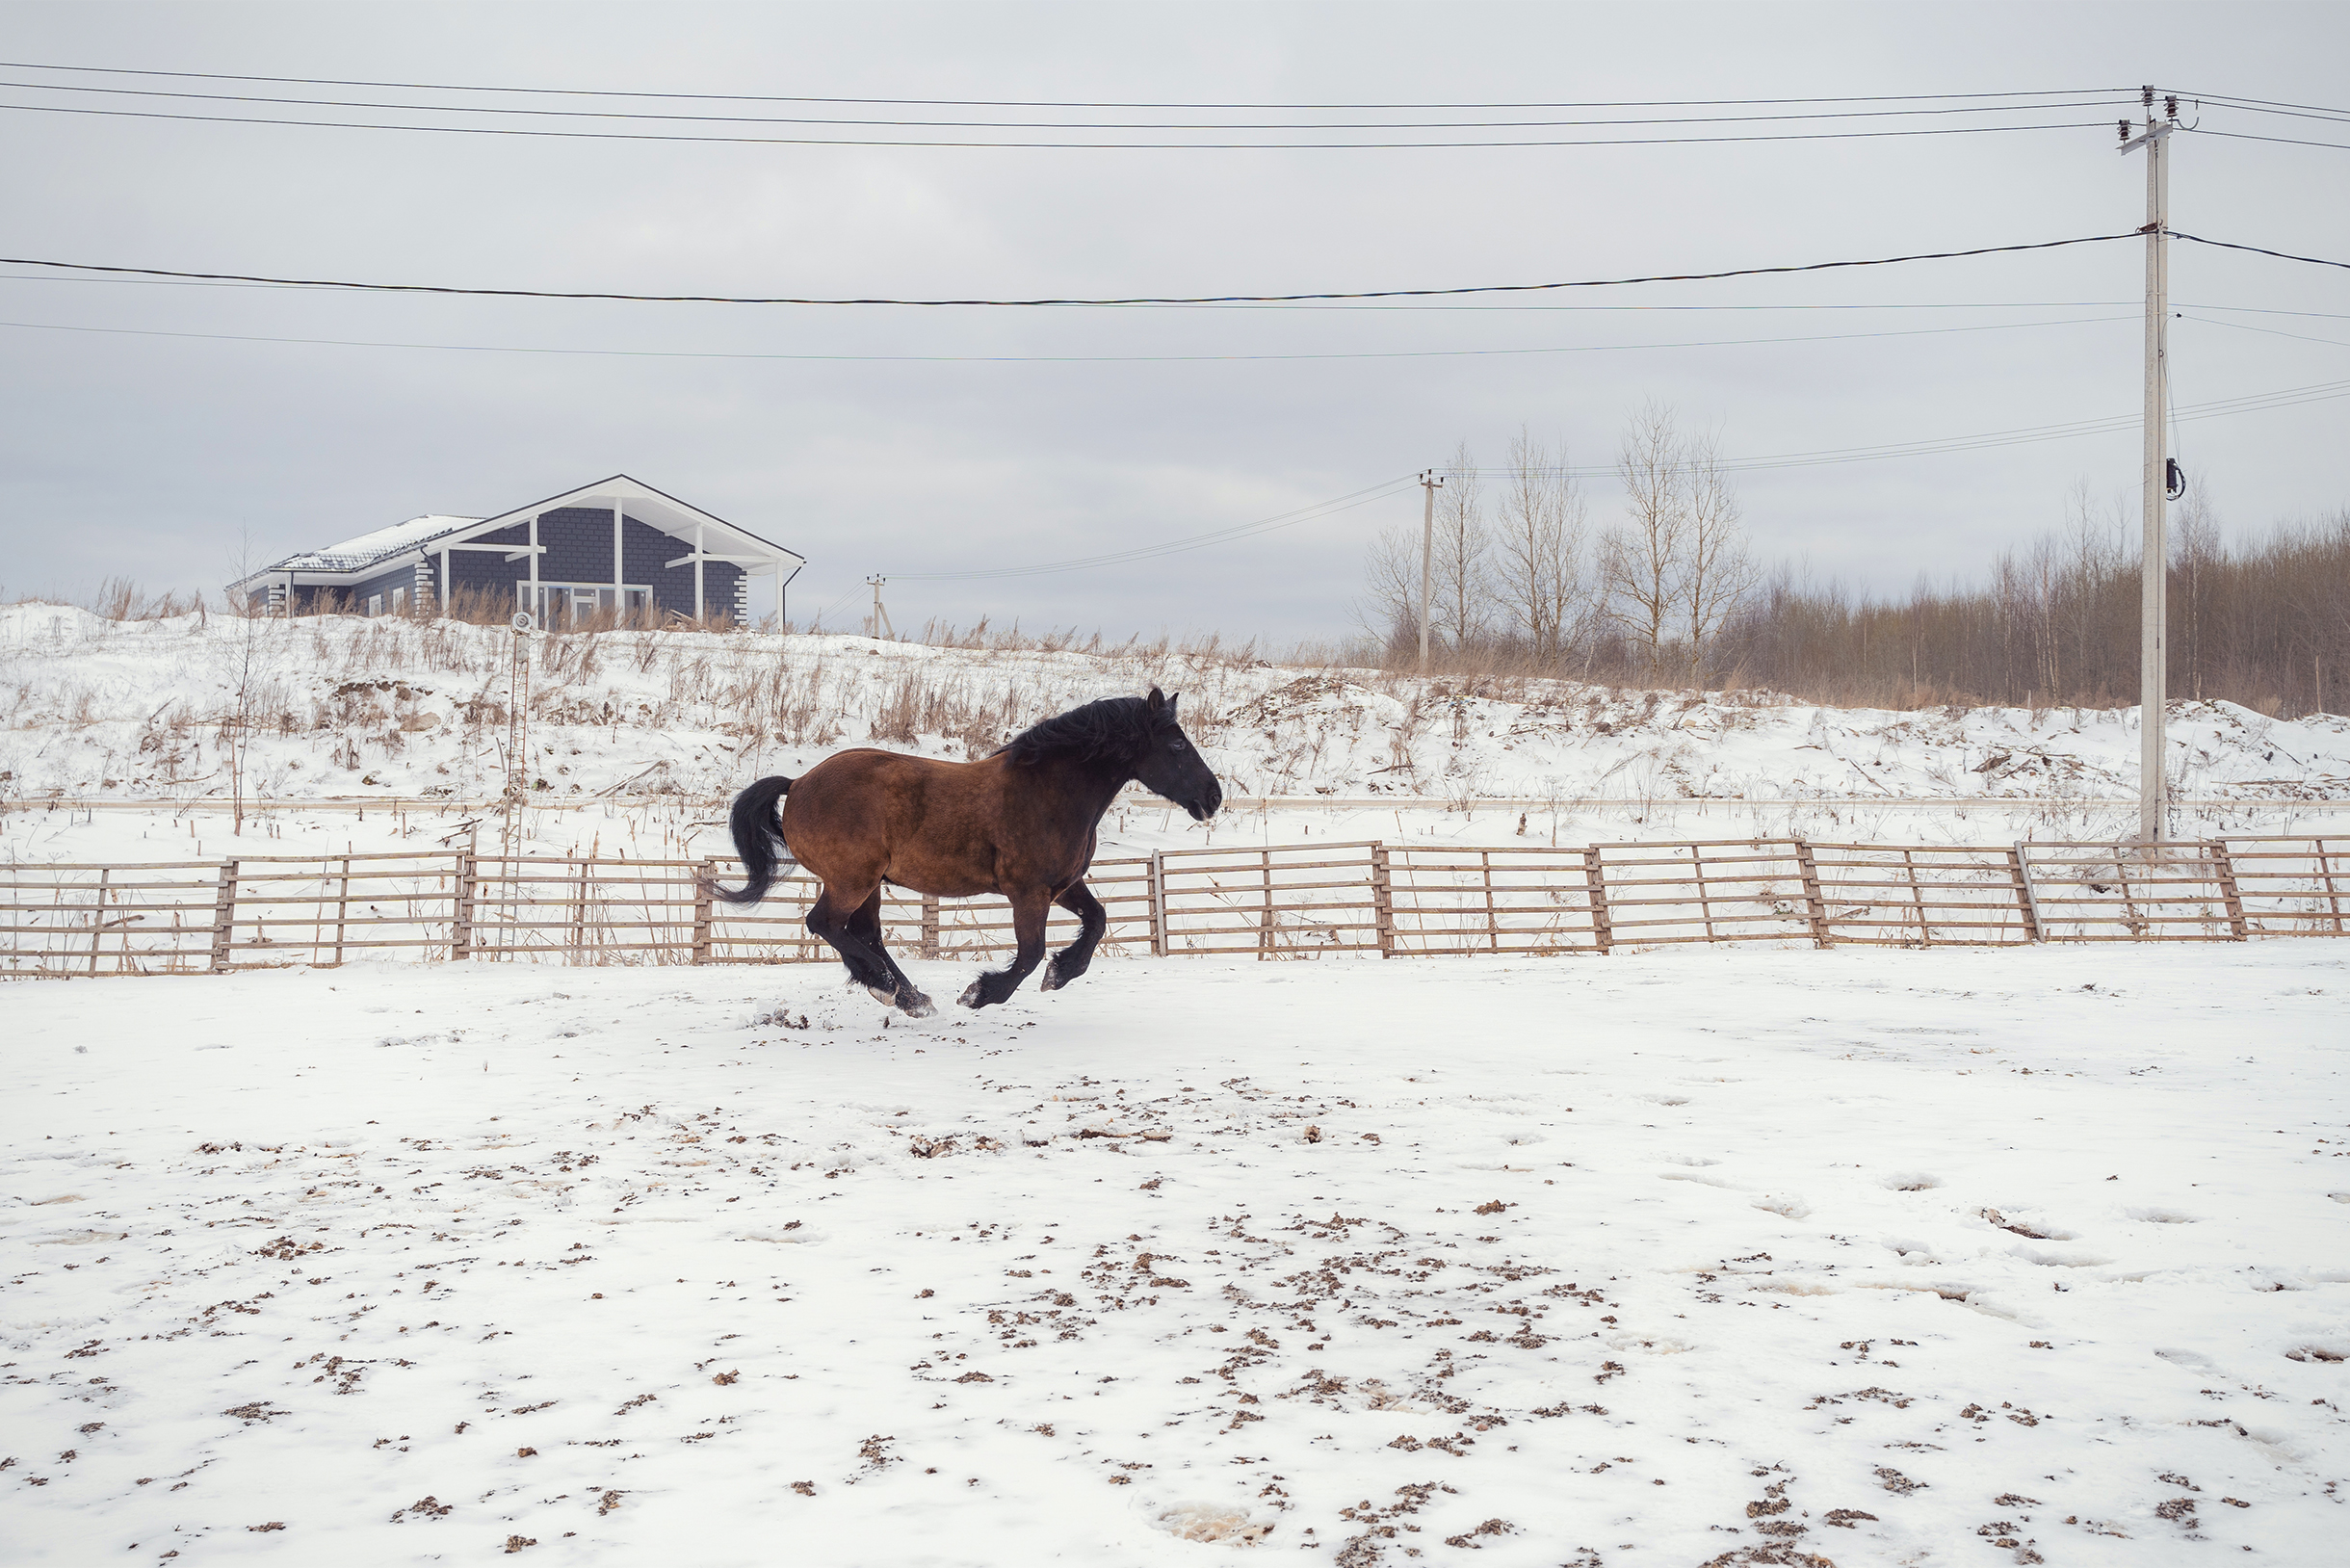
[1186,784,1223,821]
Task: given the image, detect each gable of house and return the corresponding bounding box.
[229,476,803,625]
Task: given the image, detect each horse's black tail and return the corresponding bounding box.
[712,774,794,905]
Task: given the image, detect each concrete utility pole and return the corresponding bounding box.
[865,575,895,640]
[1417,469,1443,674]
[2122,89,2180,843]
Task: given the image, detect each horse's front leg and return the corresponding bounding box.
[959,888,1051,1009]
[1039,880,1107,991]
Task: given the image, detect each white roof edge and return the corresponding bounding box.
[228,475,801,590]
[444,474,805,567]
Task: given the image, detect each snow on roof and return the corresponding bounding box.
[272,515,481,574]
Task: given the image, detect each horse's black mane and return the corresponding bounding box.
[998,695,1165,767]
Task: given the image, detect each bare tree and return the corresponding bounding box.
[1431,440,1491,651]
[216,528,277,837]
[1491,427,1589,661]
[1678,430,1758,683]
[1354,520,1423,653]
[1603,402,1688,678]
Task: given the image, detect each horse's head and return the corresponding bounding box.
[1130,687,1223,822]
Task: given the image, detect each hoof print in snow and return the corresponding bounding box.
[1874,1466,1927,1494]
[1822,1508,1878,1528]
[1157,1504,1271,1544]
[502,1537,536,1554]
[789,1482,815,1498]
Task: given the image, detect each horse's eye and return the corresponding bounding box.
[1168,739,1188,751]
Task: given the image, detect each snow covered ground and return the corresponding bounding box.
[5,946,2344,1564]
[5,605,2348,871]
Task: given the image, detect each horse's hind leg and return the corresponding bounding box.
[846,889,934,1017]
[1039,880,1108,992]
[807,887,933,1017]
[959,888,1051,1009]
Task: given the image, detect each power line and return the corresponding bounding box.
[0,270,2153,311]
[12,271,2344,320]
[0,63,2138,111]
[0,99,2129,150]
[0,77,2144,131]
[0,310,2138,364]
[2172,231,2350,271]
[2184,126,2350,153]
[2167,89,2350,122]
[0,233,2140,307]
[1442,374,2350,480]
[894,480,1421,580]
[2180,313,2350,350]
[897,374,2350,581]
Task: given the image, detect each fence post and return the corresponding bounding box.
[1370,841,1396,958]
[1901,846,1931,948]
[2317,836,2346,934]
[693,860,717,964]
[208,858,239,974]
[1148,850,1167,957]
[570,860,589,965]
[2009,844,2045,943]
[87,866,111,976]
[1791,839,1832,949]
[920,893,940,960]
[1258,848,1275,959]
[1479,849,1500,953]
[451,850,476,960]
[1582,845,1613,954]
[2207,841,2250,940]
[332,855,352,966]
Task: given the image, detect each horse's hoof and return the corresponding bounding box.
[1038,961,1061,993]
[901,993,936,1019]
[865,984,898,1006]
[957,980,987,1009]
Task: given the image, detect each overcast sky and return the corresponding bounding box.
[3,1,2346,641]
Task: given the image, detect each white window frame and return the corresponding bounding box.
[519,581,653,619]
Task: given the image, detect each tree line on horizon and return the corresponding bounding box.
[1355,405,2350,719]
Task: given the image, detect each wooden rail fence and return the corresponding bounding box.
[4,836,2346,978]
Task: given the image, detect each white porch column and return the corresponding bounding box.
[528,513,541,615]
[612,502,624,612]
[693,523,705,620]
[439,546,452,617]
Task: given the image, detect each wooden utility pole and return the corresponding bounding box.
[1417,470,1443,673]
[2122,89,2180,842]
[501,611,537,866]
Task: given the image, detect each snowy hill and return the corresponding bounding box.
[4,604,2344,820]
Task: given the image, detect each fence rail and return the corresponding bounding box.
[5,835,2347,978]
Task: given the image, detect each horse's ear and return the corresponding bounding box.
[1165,691,1180,717]
[1146,686,1166,714]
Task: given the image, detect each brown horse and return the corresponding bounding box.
[714,688,1222,1013]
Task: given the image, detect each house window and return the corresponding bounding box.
[519,582,653,623]
[390,587,406,614]
[366,593,384,616]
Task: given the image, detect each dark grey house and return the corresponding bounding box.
[228,475,804,626]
